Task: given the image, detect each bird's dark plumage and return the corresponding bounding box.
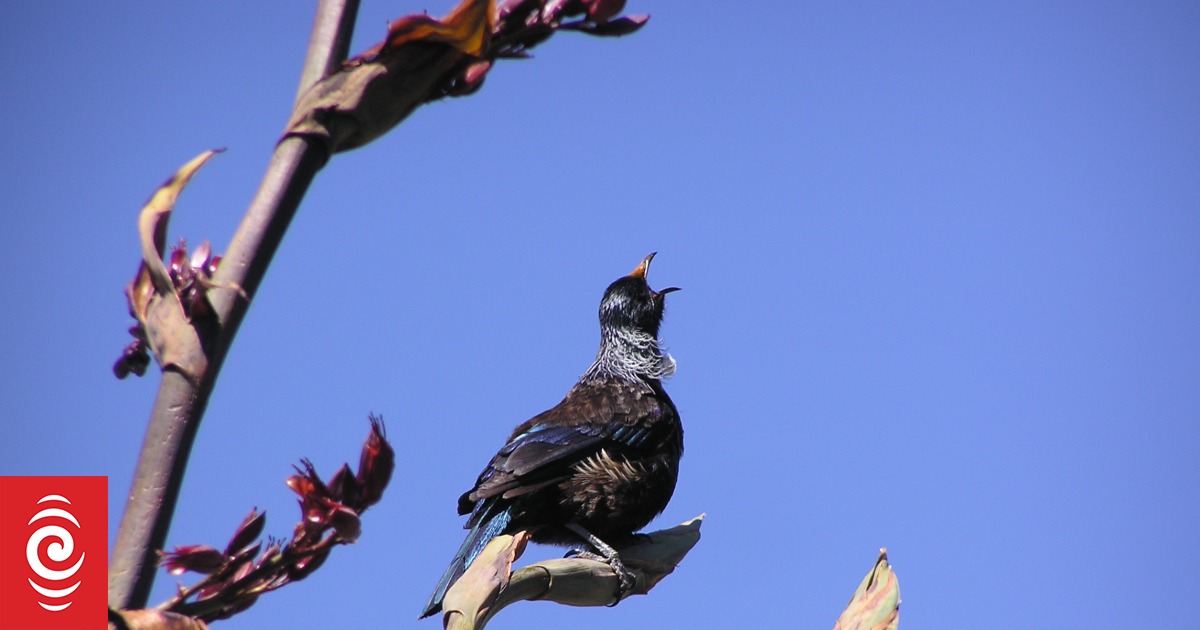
[420,253,683,619]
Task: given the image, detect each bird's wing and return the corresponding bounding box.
[458,381,674,514]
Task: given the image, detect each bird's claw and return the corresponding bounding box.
[606,553,637,604]
[563,548,637,604]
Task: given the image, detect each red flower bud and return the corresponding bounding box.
[168,241,190,284]
[355,414,394,510]
[329,505,362,543]
[207,254,222,278]
[327,463,358,506]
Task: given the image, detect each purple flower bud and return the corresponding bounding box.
[257,540,282,569]
[565,14,648,36]
[541,0,575,21]
[461,59,492,93]
[226,541,261,575]
[113,339,150,379]
[286,547,331,582]
[582,0,625,23]
[196,578,228,601]
[225,509,267,556]
[190,240,213,274]
[222,594,259,619]
[159,545,227,575]
[230,555,257,582]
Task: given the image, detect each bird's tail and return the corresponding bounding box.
[419,501,513,619]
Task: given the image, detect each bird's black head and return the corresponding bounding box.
[598,252,681,338]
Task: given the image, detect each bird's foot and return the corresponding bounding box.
[563,522,639,604]
[565,548,637,604]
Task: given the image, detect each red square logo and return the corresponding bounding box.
[0,477,107,630]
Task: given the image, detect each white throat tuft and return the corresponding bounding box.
[580,326,675,385]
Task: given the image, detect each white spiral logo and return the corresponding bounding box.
[26,494,85,612]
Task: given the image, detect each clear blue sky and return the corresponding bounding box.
[2,1,1198,628]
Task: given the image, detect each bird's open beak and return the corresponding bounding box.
[630,252,681,295]
[629,252,657,279]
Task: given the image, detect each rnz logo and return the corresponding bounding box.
[26,494,86,611]
[0,476,106,630]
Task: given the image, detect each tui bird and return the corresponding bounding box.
[420,252,683,619]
